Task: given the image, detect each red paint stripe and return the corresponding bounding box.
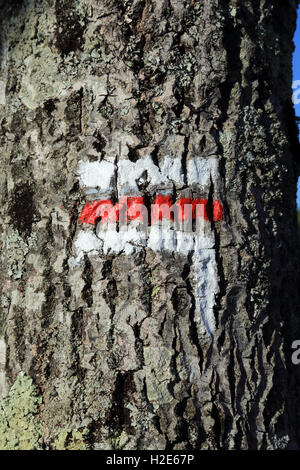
[78,195,224,225]
[213,200,224,222]
[192,198,210,221]
[127,196,148,222]
[152,195,174,222]
[176,197,193,222]
[78,200,114,224]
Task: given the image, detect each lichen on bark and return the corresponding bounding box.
[0,372,42,450]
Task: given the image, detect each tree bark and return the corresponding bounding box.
[0,0,299,450]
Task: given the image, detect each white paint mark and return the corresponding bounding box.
[117,156,163,194]
[193,249,218,337]
[118,156,185,194]
[160,157,185,186]
[96,223,147,255]
[117,156,217,193]
[90,219,215,256]
[0,81,5,105]
[77,156,218,195]
[73,231,102,264]
[78,160,115,193]
[147,226,177,253]
[187,157,218,187]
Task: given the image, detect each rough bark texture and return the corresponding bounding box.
[0,0,300,450]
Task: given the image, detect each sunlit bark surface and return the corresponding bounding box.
[0,0,299,450]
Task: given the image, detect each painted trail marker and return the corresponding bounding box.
[72,155,225,338]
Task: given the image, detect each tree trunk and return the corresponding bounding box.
[0,0,299,450]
